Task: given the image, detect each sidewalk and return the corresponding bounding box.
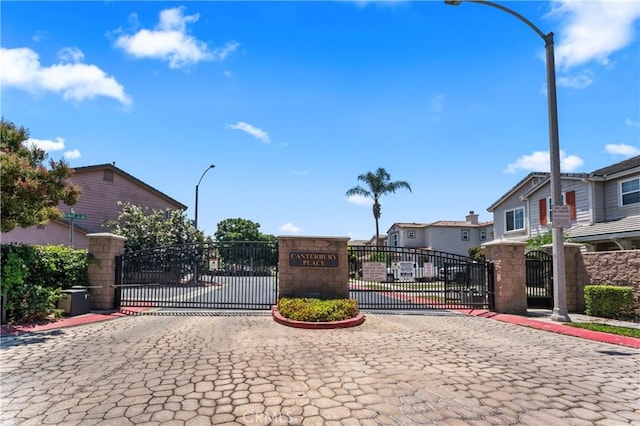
[2,307,639,349]
[459,308,640,349]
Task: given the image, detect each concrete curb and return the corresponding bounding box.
[271,306,366,329]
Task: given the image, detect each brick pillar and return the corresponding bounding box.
[87,233,126,310]
[483,240,527,314]
[542,242,584,313]
[277,236,350,300]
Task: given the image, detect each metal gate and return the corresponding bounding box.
[525,250,553,308]
[348,246,494,310]
[115,241,278,310]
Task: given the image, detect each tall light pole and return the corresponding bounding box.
[445,0,570,322]
[195,164,215,231]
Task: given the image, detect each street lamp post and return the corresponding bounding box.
[445,0,570,322]
[194,164,215,231]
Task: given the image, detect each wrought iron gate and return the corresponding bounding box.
[525,250,553,308]
[348,246,494,310]
[115,241,278,310]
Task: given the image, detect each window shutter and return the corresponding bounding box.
[539,198,547,225]
[566,190,576,220]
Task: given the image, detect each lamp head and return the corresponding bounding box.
[209,164,216,169]
[445,0,462,5]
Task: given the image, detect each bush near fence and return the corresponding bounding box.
[0,243,93,324]
[584,285,635,320]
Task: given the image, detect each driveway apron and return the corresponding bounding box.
[1,312,639,425]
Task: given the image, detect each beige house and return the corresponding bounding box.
[2,163,186,249]
[386,211,494,257]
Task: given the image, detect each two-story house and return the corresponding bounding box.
[487,155,640,251]
[1,163,186,249]
[386,211,494,257]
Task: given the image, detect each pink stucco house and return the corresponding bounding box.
[1,163,186,249]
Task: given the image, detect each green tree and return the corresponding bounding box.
[345,167,411,247]
[105,202,207,252]
[215,218,275,242]
[1,118,80,232]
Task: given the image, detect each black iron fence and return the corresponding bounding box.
[525,250,553,308]
[115,241,278,310]
[348,246,494,310]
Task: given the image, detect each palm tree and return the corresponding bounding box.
[346,167,411,247]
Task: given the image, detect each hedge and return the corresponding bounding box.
[1,244,94,324]
[584,285,634,320]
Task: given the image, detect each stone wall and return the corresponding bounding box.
[483,240,527,314]
[579,250,640,315]
[277,236,350,300]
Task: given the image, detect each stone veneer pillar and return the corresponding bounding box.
[87,233,126,310]
[483,240,527,314]
[542,242,584,313]
[277,236,350,300]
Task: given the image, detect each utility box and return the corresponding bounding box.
[59,287,90,316]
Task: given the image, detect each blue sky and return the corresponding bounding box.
[2,1,639,240]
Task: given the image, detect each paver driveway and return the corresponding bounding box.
[1,311,639,425]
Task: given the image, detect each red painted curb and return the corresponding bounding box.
[457,309,640,349]
[271,306,366,329]
[0,307,149,337]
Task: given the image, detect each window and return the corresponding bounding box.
[407,230,416,239]
[103,169,114,182]
[392,233,398,246]
[505,207,524,231]
[480,229,487,241]
[461,230,470,241]
[621,178,640,206]
[539,191,576,225]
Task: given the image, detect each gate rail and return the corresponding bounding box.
[115,241,278,310]
[348,246,494,310]
[525,250,553,308]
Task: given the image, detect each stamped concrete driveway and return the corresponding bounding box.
[1,311,639,425]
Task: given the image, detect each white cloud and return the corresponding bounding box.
[0,47,131,105]
[346,194,373,206]
[213,41,240,61]
[504,150,584,173]
[64,149,82,160]
[604,143,640,157]
[549,0,640,70]
[228,121,271,143]
[58,47,84,63]
[114,6,238,69]
[27,137,65,151]
[27,137,82,160]
[279,222,302,234]
[290,170,309,176]
[625,118,640,128]
[556,70,593,89]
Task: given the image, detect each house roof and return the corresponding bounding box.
[488,156,640,212]
[566,215,640,242]
[72,163,187,210]
[388,220,493,233]
[590,155,640,178]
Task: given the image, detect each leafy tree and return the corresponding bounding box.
[0,118,80,232]
[215,218,275,242]
[105,202,207,252]
[468,246,485,261]
[345,167,411,247]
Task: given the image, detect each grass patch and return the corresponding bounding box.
[565,322,640,338]
[277,297,359,322]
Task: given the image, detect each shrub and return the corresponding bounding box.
[1,243,93,323]
[278,297,359,322]
[584,285,634,320]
